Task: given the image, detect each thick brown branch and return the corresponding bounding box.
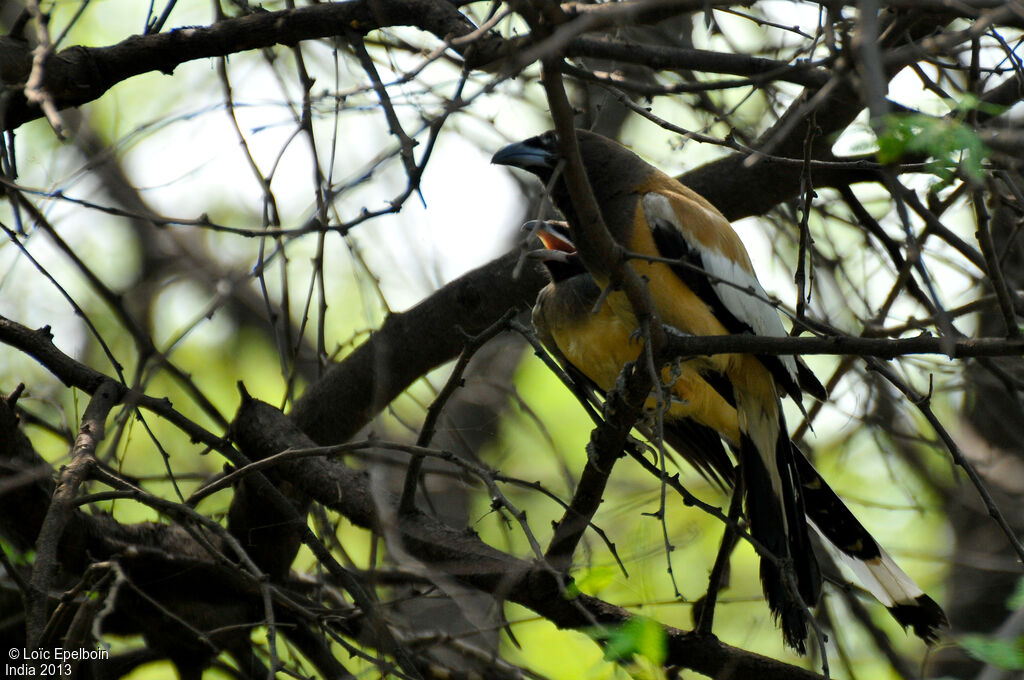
[564,36,832,88]
[290,248,546,445]
[26,380,121,647]
[0,319,113,393]
[664,333,1024,359]
[0,0,505,130]
[0,313,230,455]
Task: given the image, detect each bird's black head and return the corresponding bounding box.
[492,131,561,183]
[493,130,645,226]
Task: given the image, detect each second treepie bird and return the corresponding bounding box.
[493,129,832,651]
[527,220,947,649]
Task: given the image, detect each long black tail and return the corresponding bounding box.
[661,410,947,647]
[662,419,733,491]
[740,417,821,653]
[792,445,948,641]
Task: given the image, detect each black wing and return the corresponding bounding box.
[649,215,826,402]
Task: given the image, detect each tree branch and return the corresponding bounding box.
[0,0,506,130]
[26,380,121,647]
[664,333,1024,360]
[290,248,546,445]
[233,394,825,679]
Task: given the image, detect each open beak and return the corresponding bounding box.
[522,220,576,258]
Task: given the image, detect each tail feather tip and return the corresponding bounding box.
[889,594,948,644]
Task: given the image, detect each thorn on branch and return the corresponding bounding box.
[6,383,26,408]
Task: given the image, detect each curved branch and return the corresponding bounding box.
[563,36,832,88]
[290,248,546,445]
[0,0,506,130]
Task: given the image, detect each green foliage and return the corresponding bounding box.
[1007,575,1024,611]
[592,616,668,668]
[959,635,1024,671]
[572,565,619,597]
[1,542,33,566]
[953,575,1024,671]
[876,108,989,186]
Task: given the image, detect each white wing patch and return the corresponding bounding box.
[642,192,798,380]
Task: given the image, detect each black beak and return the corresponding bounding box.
[526,248,573,263]
[491,138,557,171]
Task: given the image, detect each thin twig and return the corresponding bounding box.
[974,186,1022,338]
[867,357,1024,564]
[399,309,515,515]
[696,480,743,636]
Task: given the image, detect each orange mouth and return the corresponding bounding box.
[537,228,575,254]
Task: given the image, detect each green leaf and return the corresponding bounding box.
[562,581,581,600]
[1007,576,1024,611]
[959,634,1024,670]
[573,565,618,596]
[875,112,989,182]
[600,617,667,667]
[0,541,33,566]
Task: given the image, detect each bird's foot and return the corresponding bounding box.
[663,323,692,338]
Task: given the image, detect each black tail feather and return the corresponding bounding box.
[662,420,733,490]
[797,359,828,402]
[890,595,948,643]
[739,423,821,653]
[792,443,949,643]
